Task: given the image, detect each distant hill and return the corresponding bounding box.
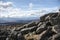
[0,17,39,25]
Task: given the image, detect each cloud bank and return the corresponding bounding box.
[0,1,59,18]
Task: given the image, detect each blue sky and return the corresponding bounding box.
[0,0,60,18]
[1,0,60,10]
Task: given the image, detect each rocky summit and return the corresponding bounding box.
[0,12,60,40]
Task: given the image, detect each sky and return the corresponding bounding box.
[0,0,60,18]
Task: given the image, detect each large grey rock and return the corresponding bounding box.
[40,12,60,25]
[20,26,38,35]
[49,33,60,40]
[15,22,37,31]
[52,25,60,33]
[39,27,56,40]
[36,23,47,34]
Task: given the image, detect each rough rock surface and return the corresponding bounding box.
[0,12,60,40]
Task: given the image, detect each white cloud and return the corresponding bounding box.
[0,1,59,18]
[0,1,13,8]
[29,3,33,10]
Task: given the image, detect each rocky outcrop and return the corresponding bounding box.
[0,12,60,40]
